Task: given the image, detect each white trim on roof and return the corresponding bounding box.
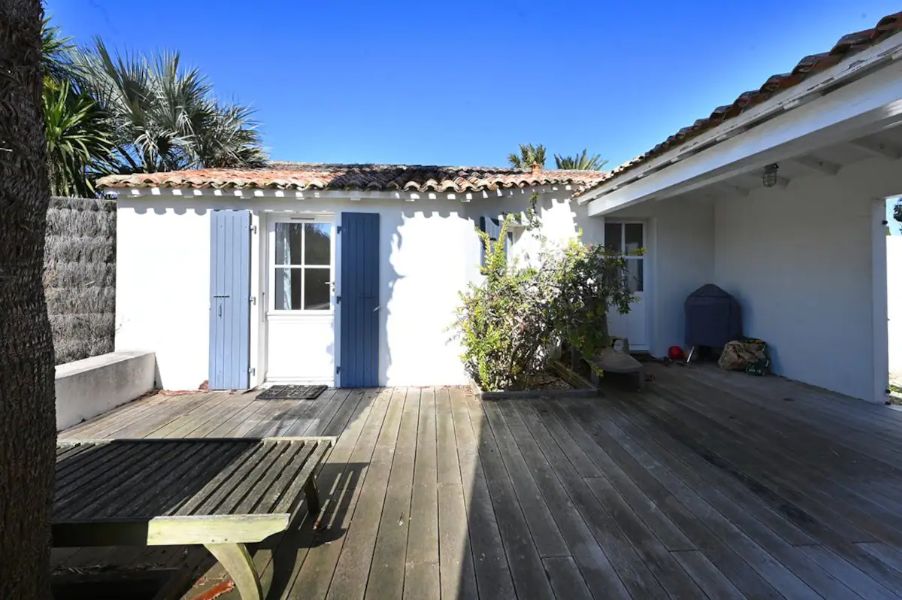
[116,184,575,202]
[582,30,902,216]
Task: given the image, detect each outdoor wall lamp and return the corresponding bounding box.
[762,163,780,188]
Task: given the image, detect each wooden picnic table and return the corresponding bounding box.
[53,436,334,600]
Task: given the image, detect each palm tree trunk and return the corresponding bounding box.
[0,1,57,598]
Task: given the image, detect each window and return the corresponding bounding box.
[479,215,513,265]
[604,222,644,293]
[272,222,333,311]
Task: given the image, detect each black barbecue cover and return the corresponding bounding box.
[684,284,742,348]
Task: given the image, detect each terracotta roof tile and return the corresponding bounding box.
[97,162,610,194]
[586,11,902,193]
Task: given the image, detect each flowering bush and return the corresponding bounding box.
[454,216,632,391]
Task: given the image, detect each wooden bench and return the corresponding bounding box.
[584,346,645,390]
[53,436,334,600]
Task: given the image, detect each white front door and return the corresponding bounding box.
[605,221,649,350]
[265,215,336,384]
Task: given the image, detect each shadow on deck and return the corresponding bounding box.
[54,364,902,599]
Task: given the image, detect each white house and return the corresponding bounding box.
[99,11,902,403]
[100,164,609,391]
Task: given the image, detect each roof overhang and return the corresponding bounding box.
[108,183,577,204]
[581,31,902,216]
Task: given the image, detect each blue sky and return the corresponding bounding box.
[47,1,900,168]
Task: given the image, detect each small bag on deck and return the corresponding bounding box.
[718,339,769,375]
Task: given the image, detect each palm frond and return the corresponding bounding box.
[43,79,113,196]
[41,17,76,81]
[71,39,266,174]
[507,143,546,169]
[554,149,607,171]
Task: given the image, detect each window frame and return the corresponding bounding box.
[604,221,645,294]
[268,216,335,314]
[478,214,514,266]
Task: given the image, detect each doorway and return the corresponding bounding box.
[604,220,649,350]
[886,195,902,405]
[264,215,336,384]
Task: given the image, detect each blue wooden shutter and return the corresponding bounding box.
[478,216,511,265]
[478,216,487,265]
[209,210,251,389]
[486,216,501,240]
[340,212,380,387]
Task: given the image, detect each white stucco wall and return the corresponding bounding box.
[712,158,902,402]
[380,205,479,385]
[889,236,902,381]
[116,206,211,390]
[115,186,592,389]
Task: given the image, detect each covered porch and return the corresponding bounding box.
[54,365,902,599]
[584,33,902,403]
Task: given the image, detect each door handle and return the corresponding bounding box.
[218,304,222,317]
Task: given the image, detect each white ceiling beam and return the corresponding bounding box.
[790,155,841,176]
[849,138,902,159]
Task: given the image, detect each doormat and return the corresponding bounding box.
[257,385,328,400]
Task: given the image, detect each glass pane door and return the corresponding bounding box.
[271,221,334,312]
[605,222,645,292]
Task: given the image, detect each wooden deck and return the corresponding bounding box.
[54,364,902,599]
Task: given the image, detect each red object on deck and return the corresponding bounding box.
[190,579,235,600]
[668,346,685,360]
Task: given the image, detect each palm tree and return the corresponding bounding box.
[1,1,58,596]
[507,143,546,169]
[43,78,112,196]
[41,17,112,196]
[554,149,607,171]
[74,40,266,174]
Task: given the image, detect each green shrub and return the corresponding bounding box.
[454,216,554,391]
[454,216,632,391]
[546,240,634,362]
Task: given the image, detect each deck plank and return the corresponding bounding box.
[542,556,594,600]
[435,387,478,600]
[687,365,902,453]
[448,386,516,599]
[514,400,669,599]
[623,384,902,594]
[550,401,791,599]
[656,371,902,521]
[504,401,632,599]
[53,372,902,600]
[532,400,695,553]
[403,387,440,600]
[643,384,902,552]
[365,389,420,600]
[250,389,377,599]
[459,393,556,599]
[672,550,745,600]
[324,388,406,599]
[295,389,349,437]
[479,400,568,558]
[283,388,393,599]
[597,389,875,598]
